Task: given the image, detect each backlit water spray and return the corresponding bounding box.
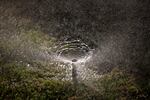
[53,40,100,85]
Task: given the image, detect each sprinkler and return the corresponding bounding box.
[72,59,77,62]
[71,59,78,94]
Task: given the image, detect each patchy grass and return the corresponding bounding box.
[0,62,148,100]
[95,68,147,100]
[0,62,74,100]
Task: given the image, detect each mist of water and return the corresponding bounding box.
[51,39,101,84]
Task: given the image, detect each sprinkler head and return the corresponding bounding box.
[72,59,77,62]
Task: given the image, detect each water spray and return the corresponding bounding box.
[53,40,99,85]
